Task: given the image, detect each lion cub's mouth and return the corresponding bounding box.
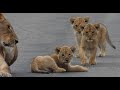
[63,61,70,64]
[87,39,93,42]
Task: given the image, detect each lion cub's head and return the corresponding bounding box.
[55,46,76,64]
[0,13,18,47]
[82,23,99,42]
[70,16,90,33]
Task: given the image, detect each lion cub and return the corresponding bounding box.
[31,46,88,73]
[94,23,116,57]
[70,16,90,58]
[70,17,116,57]
[79,24,99,65]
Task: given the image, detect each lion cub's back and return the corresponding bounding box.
[31,55,56,69]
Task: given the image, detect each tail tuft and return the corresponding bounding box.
[112,45,116,49]
[106,31,116,49]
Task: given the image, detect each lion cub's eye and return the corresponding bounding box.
[62,54,64,57]
[92,31,94,34]
[69,54,71,56]
[75,25,78,27]
[86,32,88,34]
[85,20,87,22]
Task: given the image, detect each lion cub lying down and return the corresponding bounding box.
[31,46,88,73]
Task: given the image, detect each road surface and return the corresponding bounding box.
[4,13,120,77]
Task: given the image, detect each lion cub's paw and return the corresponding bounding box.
[98,53,106,57]
[0,72,12,77]
[89,60,96,65]
[81,66,88,72]
[57,68,66,73]
[61,68,66,72]
[75,54,80,58]
[81,60,87,66]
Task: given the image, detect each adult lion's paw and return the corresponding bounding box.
[0,72,12,77]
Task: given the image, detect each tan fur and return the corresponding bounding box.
[0,13,18,77]
[70,16,116,57]
[31,46,88,73]
[69,16,90,58]
[31,56,66,73]
[79,24,99,65]
[94,23,116,57]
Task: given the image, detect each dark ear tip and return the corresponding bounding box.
[84,16,90,22]
[55,47,61,53]
[70,18,75,24]
[71,46,76,52]
[94,23,100,29]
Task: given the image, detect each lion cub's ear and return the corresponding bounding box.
[70,46,76,53]
[55,47,61,54]
[70,17,76,24]
[0,13,5,22]
[84,16,90,23]
[94,23,100,29]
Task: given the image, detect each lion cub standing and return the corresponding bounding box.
[94,23,116,57]
[31,46,88,73]
[69,16,90,57]
[79,24,99,65]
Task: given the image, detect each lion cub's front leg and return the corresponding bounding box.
[79,47,87,65]
[51,62,66,73]
[53,67,66,73]
[67,64,88,72]
[89,48,97,65]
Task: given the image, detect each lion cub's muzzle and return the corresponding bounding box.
[64,58,71,64]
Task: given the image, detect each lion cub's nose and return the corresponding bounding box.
[65,59,69,62]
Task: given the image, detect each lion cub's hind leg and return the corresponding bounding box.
[31,56,66,74]
[48,59,66,73]
[98,43,106,57]
[31,56,50,74]
[31,67,50,74]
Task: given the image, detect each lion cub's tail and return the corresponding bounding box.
[106,31,116,49]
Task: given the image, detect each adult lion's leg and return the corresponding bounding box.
[6,45,18,66]
[0,55,12,77]
[9,45,18,66]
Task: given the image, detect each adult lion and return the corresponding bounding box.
[0,13,18,77]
